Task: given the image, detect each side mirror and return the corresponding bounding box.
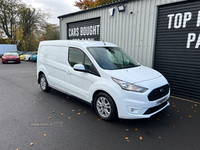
[73,64,85,71]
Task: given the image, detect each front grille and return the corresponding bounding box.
[148,84,170,101]
[7,59,14,61]
[144,101,168,115]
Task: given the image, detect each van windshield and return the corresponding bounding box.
[87,47,140,70]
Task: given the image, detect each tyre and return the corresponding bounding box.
[40,74,51,92]
[94,92,117,121]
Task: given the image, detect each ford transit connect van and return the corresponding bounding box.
[37,40,170,121]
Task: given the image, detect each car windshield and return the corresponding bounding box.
[87,47,140,70]
[4,53,18,56]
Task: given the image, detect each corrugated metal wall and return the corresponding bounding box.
[60,0,184,68]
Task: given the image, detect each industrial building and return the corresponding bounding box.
[58,0,200,102]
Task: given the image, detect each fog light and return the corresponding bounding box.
[128,106,140,114]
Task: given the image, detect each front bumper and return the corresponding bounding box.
[2,59,20,63]
[117,92,170,119]
[111,75,171,120]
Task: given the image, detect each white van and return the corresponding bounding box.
[37,40,170,121]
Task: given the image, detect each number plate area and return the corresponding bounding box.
[8,61,14,63]
[157,96,168,106]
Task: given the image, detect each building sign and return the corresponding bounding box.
[67,18,100,41]
[167,11,200,49]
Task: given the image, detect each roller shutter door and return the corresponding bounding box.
[154,0,200,102]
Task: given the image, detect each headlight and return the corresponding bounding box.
[112,78,148,93]
[16,56,19,58]
[2,56,6,59]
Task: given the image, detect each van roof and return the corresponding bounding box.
[39,40,117,47]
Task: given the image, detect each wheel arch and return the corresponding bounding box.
[38,71,44,84]
[92,90,118,113]
[37,65,48,84]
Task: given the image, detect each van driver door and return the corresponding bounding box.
[64,47,94,102]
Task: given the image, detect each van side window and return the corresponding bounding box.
[84,55,92,72]
[68,48,84,67]
[68,47,100,77]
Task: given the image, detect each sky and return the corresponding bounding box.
[22,0,79,25]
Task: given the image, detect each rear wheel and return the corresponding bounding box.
[94,92,117,121]
[40,74,51,92]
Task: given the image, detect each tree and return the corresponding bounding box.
[74,0,117,10]
[74,0,95,10]
[0,0,50,51]
[0,38,9,44]
[0,29,4,38]
[42,24,60,40]
[17,6,48,51]
[0,0,20,43]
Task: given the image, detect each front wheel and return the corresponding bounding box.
[94,92,117,121]
[40,74,51,92]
